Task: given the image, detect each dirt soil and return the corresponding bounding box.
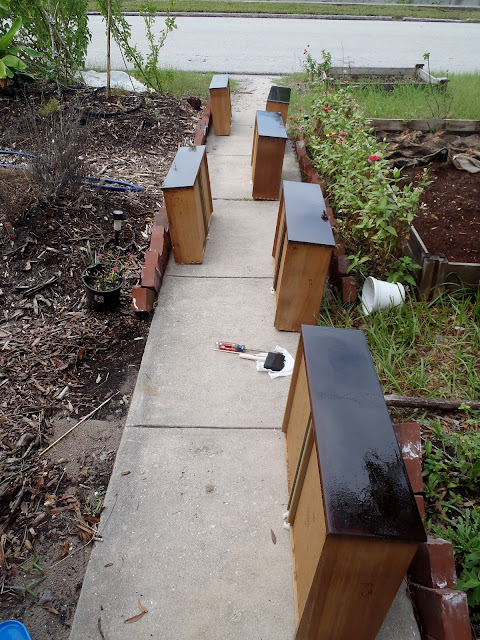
[383,130,480,264]
[0,84,201,638]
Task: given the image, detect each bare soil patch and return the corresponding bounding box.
[0,84,200,638]
[384,130,480,264]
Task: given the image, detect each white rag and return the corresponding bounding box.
[81,70,149,93]
[255,346,295,379]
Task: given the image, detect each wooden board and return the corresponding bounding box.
[283,350,311,490]
[266,100,289,124]
[163,187,206,264]
[291,442,326,621]
[369,118,480,133]
[198,153,213,231]
[252,136,286,200]
[274,241,332,331]
[282,327,426,639]
[295,536,418,640]
[210,86,231,136]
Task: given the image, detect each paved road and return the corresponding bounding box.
[86,15,480,74]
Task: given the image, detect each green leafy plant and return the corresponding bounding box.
[386,256,422,287]
[300,77,429,280]
[2,0,90,83]
[96,0,177,93]
[301,45,331,82]
[0,16,39,84]
[424,428,480,621]
[423,52,452,120]
[84,246,136,291]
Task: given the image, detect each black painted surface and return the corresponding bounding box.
[301,325,426,542]
[209,74,229,90]
[283,181,335,247]
[267,85,291,104]
[162,146,205,189]
[256,111,288,139]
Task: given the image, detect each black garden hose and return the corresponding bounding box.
[73,86,145,118]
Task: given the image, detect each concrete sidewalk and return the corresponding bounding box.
[70,75,421,640]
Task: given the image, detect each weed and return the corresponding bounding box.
[39,97,59,116]
[318,289,480,400]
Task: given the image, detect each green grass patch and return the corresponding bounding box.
[116,68,237,97]
[318,290,480,400]
[352,73,480,120]
[283,72,480,121]
[88,0,480,21]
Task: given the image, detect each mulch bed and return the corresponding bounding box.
[0,83,200,638]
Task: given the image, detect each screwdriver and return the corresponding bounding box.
[216,341,263,353]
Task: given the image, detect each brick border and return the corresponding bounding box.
[393,422,472,640]
[296,134,358,304]
[130,99,212,312]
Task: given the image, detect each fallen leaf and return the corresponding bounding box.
[121,471,131,476]
[53,541,69,562]
[124,600,148,624]
[270,529,277,545]
[43,606,60,615]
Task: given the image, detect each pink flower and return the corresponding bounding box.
[113,266,118,271]
[129,253,134,258]
[97,253,103,258]
[359,211,366,217]
[368,154,382,162]
[321,107,331,112]
[338,131,348,137]
[299,125,305,131]
[335,138,342,144]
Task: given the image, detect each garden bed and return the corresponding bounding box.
[330,63,448,89]
[0,84,199,638]
[382,129,480,297]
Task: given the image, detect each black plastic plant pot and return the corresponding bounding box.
[82,264,123,311]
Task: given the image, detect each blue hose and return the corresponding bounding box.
[82,176,144,192]
[0,150,36,158]
[0,150,144,192]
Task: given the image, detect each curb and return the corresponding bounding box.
[393,421,473,640]
[131,98,212,312]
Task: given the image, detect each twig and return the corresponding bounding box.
[98,617,107,640]
[51,538,94,567]
[384,395,480,411]
[39,394,118,456]
[15,275,57,296]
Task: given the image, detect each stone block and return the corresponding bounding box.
[341,276,357,303]
[393,422,424,494]
[410,584,471,640]
[409,537,457,589]
[154,207,168,229]
[415,494,426,518]
[149,226,170,272]
[141,264,162,293]
[131,287,155,313]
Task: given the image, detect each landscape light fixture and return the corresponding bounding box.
[113,209,124,247]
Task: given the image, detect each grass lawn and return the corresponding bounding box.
[87,0,480,22]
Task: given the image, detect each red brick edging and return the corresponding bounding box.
[131,99,212,312]
[394,422,472,640]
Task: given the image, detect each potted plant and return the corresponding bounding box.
[82,245,126,310]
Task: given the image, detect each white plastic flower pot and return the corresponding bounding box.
[361,277,405,315]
